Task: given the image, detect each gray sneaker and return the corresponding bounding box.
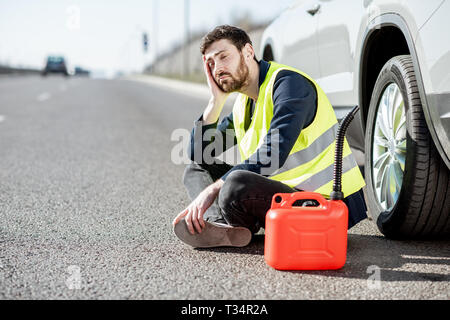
[173,220,252,248]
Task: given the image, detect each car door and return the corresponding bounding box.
[315,0,366,154]
[278,0,321,79]
[315,0,363,111]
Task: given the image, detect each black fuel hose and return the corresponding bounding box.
[330,105,360,201]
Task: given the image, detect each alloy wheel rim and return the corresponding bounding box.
[372,83,407,211]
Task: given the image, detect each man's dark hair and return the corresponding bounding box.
[200,25,257,61]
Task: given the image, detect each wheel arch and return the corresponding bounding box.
[359,14,412,132]
[359,13,449,169]
[261,37,276,62]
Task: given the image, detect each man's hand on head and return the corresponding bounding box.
[201,56,230,126]
[203,55,229,105]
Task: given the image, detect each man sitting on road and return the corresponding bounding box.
[172,25,367,248]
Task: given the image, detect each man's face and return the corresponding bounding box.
[203,39,250,93]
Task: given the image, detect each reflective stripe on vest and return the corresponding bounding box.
[272,122,339,176]
[232,61,366,198]
[296,154,357,191]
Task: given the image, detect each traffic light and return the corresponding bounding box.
[142,32,149,53]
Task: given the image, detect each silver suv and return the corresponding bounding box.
[261,0,450,238]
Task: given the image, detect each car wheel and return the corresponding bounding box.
[364,55,450,239]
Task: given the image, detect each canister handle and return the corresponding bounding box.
[271,192,328,209]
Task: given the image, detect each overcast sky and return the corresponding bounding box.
[0,0,294,76]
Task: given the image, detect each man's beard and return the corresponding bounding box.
[216,53,249,93]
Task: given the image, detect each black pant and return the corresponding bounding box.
[182,162,367,234]
[183,162,299,233]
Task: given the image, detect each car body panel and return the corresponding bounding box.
[414,0,450,167]
[273,0,321,78]
[260,0,450,169]
[316,0,367,107]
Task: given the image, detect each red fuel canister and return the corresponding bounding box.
[264,192,348,270]
[264,106,361,271]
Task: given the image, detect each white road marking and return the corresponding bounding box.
[401,255,450,260]
[37,92,51,101]
[0,115,5,123]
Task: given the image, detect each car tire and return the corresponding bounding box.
[364,55,450,239]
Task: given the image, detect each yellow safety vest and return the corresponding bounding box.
[232,61,365,198]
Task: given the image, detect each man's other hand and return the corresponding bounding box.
[173,179,224,234]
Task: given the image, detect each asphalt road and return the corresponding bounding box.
[0,75,449,300]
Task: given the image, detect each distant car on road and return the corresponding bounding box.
[74,66,90,77]
[42,56,69,76]
[261,0,450,239]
